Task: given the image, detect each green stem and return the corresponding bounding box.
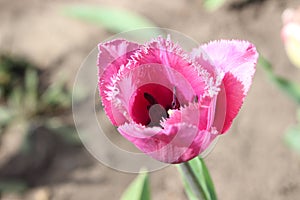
[180,162,206,200]
[177,157,217,200]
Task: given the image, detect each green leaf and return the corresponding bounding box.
[259,55,300,104]
[0,87,3,99]
[177,157,217,200]
[0,66,10,85]
[0,180,28,193]
[285,125,300,154]
[41,80,72,109]
[8,86,23,111]
[120,171,150,200]
[203,0,226,11]
[0,105,14,127]
[63,5,155,33]
[24,68,38,114]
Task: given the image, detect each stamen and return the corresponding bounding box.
[193,95,198,103]
[171,86,178,108]
[144,92,158,105]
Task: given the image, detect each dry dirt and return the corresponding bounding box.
[1,0,300,199]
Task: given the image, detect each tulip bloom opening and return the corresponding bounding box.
[97,36,258,163]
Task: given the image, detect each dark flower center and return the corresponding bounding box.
[130,83,179,127]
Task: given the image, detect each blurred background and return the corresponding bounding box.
[1,0,300,199]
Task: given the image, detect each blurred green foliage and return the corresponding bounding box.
[0,55,82,194]
[259,56,300,104]
[0,180,28,194]
[63,5,155,33]
[284,108,300,155]
[285,125,300,155]
[0,54,81,142]
[259,55,300,154]
[203,0,267,11]
[0,55,73,120]
[203,0,226,11]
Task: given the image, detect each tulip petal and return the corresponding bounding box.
[218,73,245,133]
[201,40,258,94]
[190,48,223,98]
[123,36,207,98]
[163,100,218,133]
[98,39,140,125]
[98,39,140,77]
[201,40,258,133]
[118,122,215,163]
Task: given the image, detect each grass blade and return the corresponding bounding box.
[285,125,300,154]
[259,55,300,104]
[203,0,226,11]
[64,5,155,33]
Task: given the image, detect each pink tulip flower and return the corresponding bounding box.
[97,36,258,163]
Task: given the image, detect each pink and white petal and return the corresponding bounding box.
[118,122,210,163]
[201,40,257,133]
[167,98,217,132]
[97,39,140,125]
[201,40,258,94]
[163,104,200,128]
[112,63,198,125]
[211,83,227,133]
[124,36,207,99]
[97,39,140,77]
[190,47,218,79]
[176,129,217,163]
[219,73,245,133]
[190,48,225,98]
